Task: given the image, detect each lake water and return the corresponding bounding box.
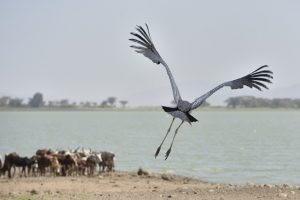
[0,110,299,184]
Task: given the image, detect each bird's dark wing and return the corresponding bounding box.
[130,24,182,104]
[190,65,273,110]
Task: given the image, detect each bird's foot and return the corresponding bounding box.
[165,148,171,160]
[154,146,161,158]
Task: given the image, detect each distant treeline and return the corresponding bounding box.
[1,93,300,109]
[225,96,300,108]
[0,92,128,109]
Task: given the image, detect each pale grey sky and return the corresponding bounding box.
[1,0,299,106]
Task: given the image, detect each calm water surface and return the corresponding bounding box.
[0,111,299,184]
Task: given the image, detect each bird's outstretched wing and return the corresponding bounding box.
[129,24,182,104]
[190,65,273,110]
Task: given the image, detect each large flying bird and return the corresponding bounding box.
[130,24,273,160]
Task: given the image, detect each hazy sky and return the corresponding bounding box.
[1,1,299,106]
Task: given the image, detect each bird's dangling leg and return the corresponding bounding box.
[155,117,175,158]
[165,120,184,160]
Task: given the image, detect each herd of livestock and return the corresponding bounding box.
[0,148,115,178]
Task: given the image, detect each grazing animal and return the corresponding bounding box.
[130,24,273,159]
[0,153,35,178]
[29,156,39,177]
[50,156,61,176]
[16,156,36,177]
[56,154,77,176]
[0,164,4,177]
[0,157,3,177]
[99,152,115,172]
[2,152,20,178]
[86,154,101,176]
[36,149,53,156]
[0,148,115,177]
[37,154,52,176]
[76,157,87,176]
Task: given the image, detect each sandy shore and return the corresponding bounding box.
[0,170,299,200]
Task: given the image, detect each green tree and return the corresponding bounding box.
[48,101,56,107]
[0,96,10,107]
[294,99,300,108]
[225,97,240,108]
[107,97,117,107]
[119,100,128,108]
[59,99,70,107]
[84,102,91,107]
[100,100,108,107]
[8,98,23,107]
[29,92,44,108]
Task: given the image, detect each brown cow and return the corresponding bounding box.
[37,154,52,176]
[36,149,54,156]
[55,154,77,176]
[33,155,61,176]
[76,158,86,176]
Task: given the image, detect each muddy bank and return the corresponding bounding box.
[0,170,300,200]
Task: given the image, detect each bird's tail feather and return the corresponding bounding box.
[162,106,178,112]
[186,113,198,122]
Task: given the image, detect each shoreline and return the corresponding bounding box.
[0,107,299,112]
[1,170,300,200]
